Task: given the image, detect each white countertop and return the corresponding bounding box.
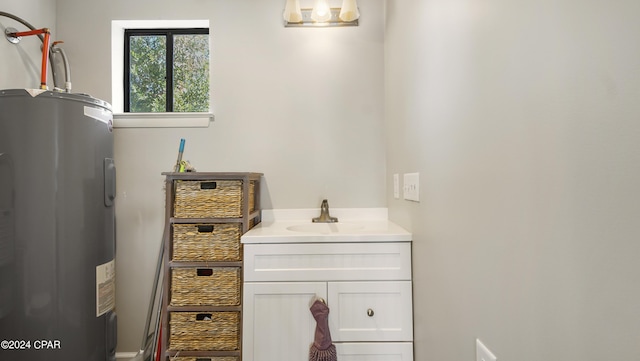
[241,208,412,244]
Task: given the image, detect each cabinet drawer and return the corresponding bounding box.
[335,343,413,361]
[171,267,241,306]
[172,223,242,262]
[171,358,238,361]
[169,311,240,351]
[328,281,413,342]
[244,243,411,282]
[173,180,256,218]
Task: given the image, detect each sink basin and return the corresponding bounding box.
[286,223,364,234]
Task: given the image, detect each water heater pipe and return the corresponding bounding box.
[51,41,72,92]
[10,28,51,89]
[0,11,61,88]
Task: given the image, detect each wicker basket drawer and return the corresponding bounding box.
[171,268,241,306]
[172,224,241,262]
[169,312,240,351]
[174,180,255,218]
[171,358,238,361]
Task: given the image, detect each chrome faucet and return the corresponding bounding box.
[312,199,338,223]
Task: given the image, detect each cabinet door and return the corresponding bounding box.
[328,281,413,342]
[335,343,414,361]
[243,282,327,361]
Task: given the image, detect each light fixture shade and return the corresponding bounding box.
[283,0,303,23]
[339,0,360,21]
[311,0,332,22]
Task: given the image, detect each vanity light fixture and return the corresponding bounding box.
[283,0,303,23]
[283,0,359,27]
[310,0,332,22]
[338,0,360,22]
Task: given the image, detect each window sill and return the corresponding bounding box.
[112,112,213,128]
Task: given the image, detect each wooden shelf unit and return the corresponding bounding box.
[160,172,262,361]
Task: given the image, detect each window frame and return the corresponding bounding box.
[123,27,210,113]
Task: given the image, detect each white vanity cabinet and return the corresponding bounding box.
[242,241,414,361]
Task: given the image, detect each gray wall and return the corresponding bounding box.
[385,0,640,360]
[53,0,386,353]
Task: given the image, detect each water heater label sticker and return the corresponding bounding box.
[96,259,116,317]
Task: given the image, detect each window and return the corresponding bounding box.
[124,28,209,113]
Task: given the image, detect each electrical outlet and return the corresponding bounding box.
[393,174,400,199]
[403,173,419,202]
[476,339,497,361]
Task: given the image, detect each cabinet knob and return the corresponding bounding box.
[367,308,374,317]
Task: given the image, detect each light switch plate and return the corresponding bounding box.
[476,339,497,361]
[403,173,419,202]
[393,174,400,199]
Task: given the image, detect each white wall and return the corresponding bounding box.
[0,0,56,89]
[55,0,386,353]
[385,0,640,360]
